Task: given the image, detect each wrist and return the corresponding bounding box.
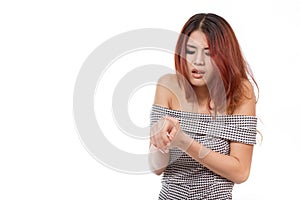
[198,144,212,159]
[176,131,194,151]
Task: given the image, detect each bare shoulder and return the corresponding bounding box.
[153,74,179,108]
[233,79,257,116]
[242,79,256,99]
[157,73,178,85]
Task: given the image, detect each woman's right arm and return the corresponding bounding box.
[148,76,172,175]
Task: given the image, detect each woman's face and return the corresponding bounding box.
[185,30,215,87]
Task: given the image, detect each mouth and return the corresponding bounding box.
[191,68,206,78]
[192,69,205,74]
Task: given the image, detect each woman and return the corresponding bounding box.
[148,13,258,199]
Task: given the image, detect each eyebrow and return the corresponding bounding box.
[186,44,209,50]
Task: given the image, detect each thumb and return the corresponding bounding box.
[167,122,179,140]
[164,116,179,126]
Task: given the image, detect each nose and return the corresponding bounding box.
[193,52,205,67]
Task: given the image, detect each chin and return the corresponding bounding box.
[189,79,207,87]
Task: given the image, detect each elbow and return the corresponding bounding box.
[148,159,166,176]
[152,169,164,176]
[149,164,165,176]
[233,175,249,184]
[232,170,250,184]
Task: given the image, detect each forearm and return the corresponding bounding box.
[185,141,253,184]
[148,144,170,175]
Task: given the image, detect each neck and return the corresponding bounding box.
[193,85,210,107]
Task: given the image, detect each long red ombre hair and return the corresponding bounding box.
[175,13,258,114]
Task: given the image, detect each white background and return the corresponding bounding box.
[1,0,300,199]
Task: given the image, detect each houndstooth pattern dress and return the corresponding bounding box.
[150,105,257,200]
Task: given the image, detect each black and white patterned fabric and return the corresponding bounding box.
[150,104,257,200]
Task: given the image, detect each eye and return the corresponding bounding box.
[204,50,210,56]
[186,49,195,54]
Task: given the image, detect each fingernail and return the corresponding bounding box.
[159,149,165,154]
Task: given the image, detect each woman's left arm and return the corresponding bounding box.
[185,139,254,184]
[172,81,256,183]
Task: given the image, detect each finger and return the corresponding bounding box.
[150,135,157,148]
[156,137,165,149]
[159,134,171,154]
[156,131,171,149]
[164,117,179,133]
[150,143,169,154]
[150,134,159,147]
[150,118,166,137]
[168,125,178,140]
[163,131,172,145]
[150,131,161,148]
[165,116,179,127]
[161,146,169,153]
[161,117,176,133]
[162,132,172,147]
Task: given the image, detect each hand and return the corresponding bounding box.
[150,117,175,153]
[164,116,194,151]
[150,116,194,152]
